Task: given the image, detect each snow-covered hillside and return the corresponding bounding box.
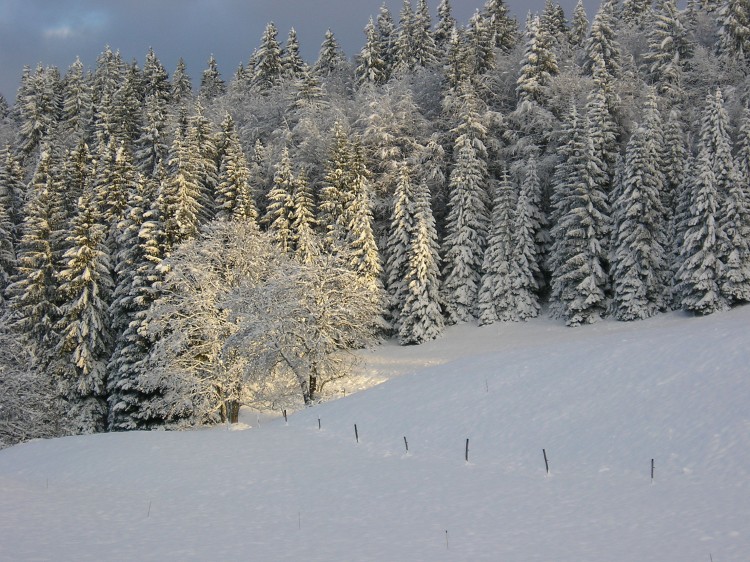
[1,307,749,561]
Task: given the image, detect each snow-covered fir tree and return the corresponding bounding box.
[517,15,559,106]
[509,159,543,320]
[441,86,491,323]
[549,106,611,326]
[676,143,727,314]
[611,126,669,320]
[199,55,226,100]
[54,190,112,433]
[6,150,67,362]
[253,22,284,91]
[265,148,297,253]
[398,178,443,344]
[477,169,516,325]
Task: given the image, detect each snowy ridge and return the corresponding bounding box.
[1,306,749,561]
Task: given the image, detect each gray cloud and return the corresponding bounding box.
[0,0,597,101]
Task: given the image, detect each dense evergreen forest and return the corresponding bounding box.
[1,0,749,446]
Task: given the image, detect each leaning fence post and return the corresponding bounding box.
[543,449,549,475]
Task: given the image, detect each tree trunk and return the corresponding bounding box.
[309,374,317,403]
[226,400,240,424]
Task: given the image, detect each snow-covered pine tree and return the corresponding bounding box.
[464,11,496,77]
[675,143,727,314]
[413,0,439,69]
[377,4,398,81]
[394,0,417,75]
[510,161,542,320]
[622,0,653,28]
[319,122,355,248]
[643,0,690,102]
[171,58,193,105]
[91,46,124,110]
[185,103,219,222]
[716,0,750,65]
[0,188,15,305]
[477,169,516,325]
[264,148,297,253]
[517,15,559,106]
[54,189,112,434]
[385,167,417,333]
[314,29,347,77]
[549,105,610,326]
[253,22,284,91]
[357,17,388,87]
[0,146,26,243]
[161,128,204,251]
[482,0,518,51]
[134,94,169,178]
[611,126,669,321]
[111,63,144,150]
[569,0,590,49]
[434,0,457,52]
[107,173,167,430]
[17,64,61,160]
[6,149,67,362]
[398,178,443,344]
[199,55,226,100]
[343,141,382,289]
[143,47,171,105]
[61,57,93,145]
[282,28,307,80]
[583,0,621,103]
[291,170,319,263]
[215,115,258,223]
[441,85,491,323]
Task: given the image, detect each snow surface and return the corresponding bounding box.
[1,306,749,561]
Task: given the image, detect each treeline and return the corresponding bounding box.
[1,0,750,445]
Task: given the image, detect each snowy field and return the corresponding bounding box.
[1,306,749,561]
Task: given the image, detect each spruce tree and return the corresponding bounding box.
[442,125,490,323]
[357,17,388,86]
[291,171,319,263]
[282,28,307,80]
[171,58,193,105]
[676,144,727,314]
[399,178,443,344]
[314,30,347,76]
[377,4,398,80]
[510,163,542,320]
[54,190,112,433]
[385,167,416,333]
[477,170,516,325]
[569,0,589,49]
[199,55,226,100]
[483,0,518,51]
[434,0,456,52]
[264,148,297,253]
[394,0,417,75]
[413,0,439,69]
[0,146,26,243]
[143,47,171,105]
[716,0,750,64]
[549,106,611,326]
[611,126,669,320]
[344,142,382,288]
[7,149,67,361]
[62,57,93,144]
[517,15,559,106]
[215,115,258,223]
[253,22,284,91]
[643,0,689,101]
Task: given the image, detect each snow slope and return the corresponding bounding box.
[1,307,749,561]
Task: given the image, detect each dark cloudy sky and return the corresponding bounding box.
[0,0,599,101]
